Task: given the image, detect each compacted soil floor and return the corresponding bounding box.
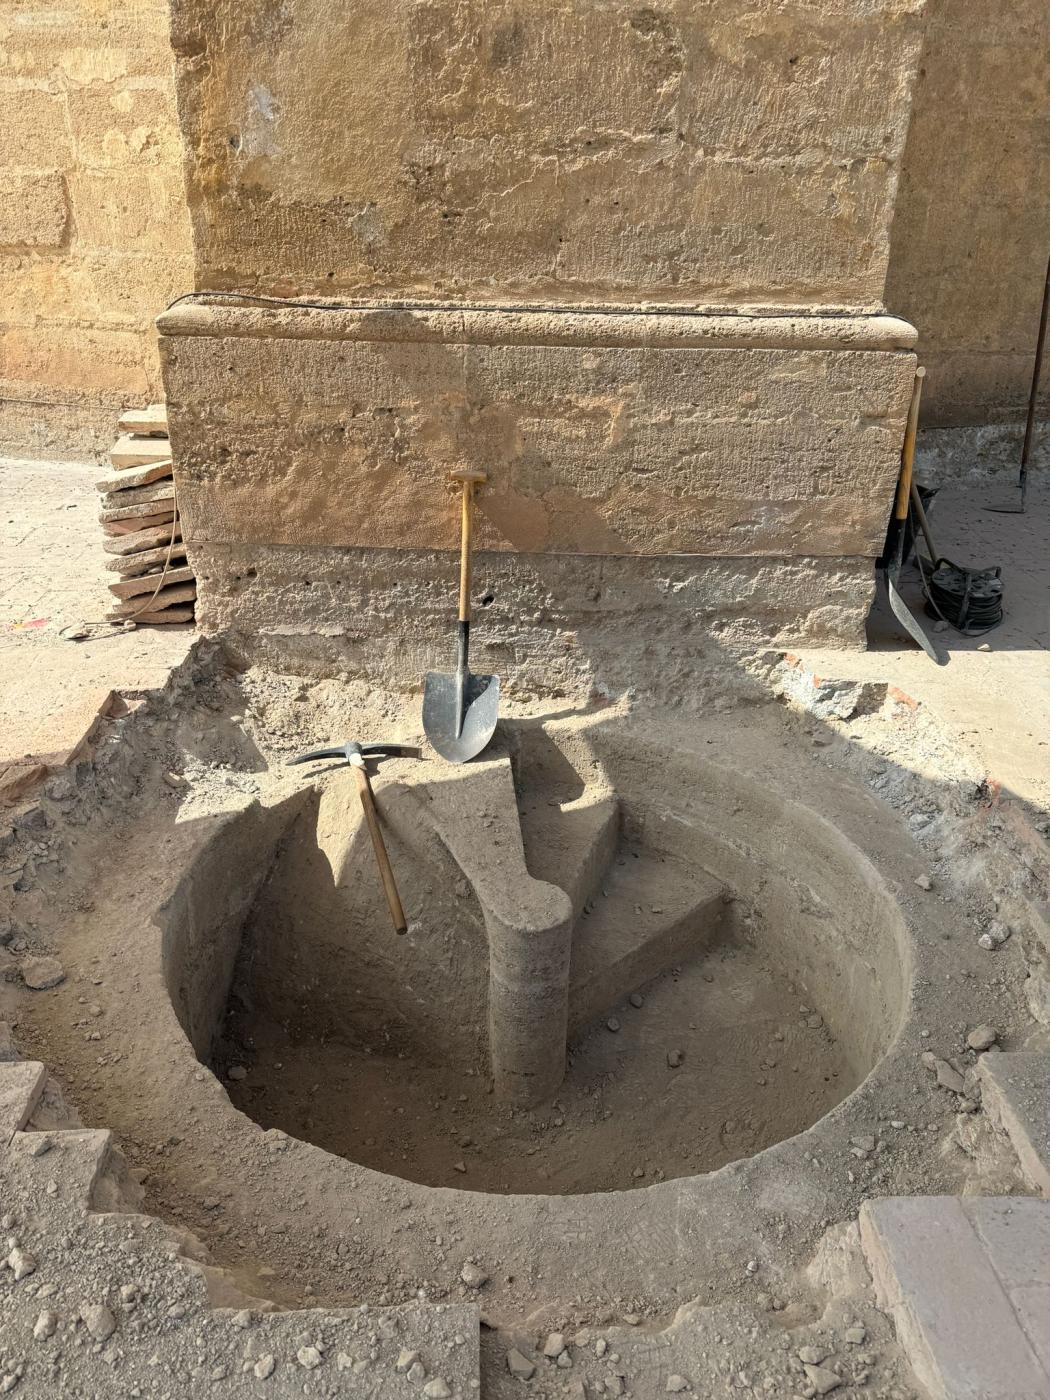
[222,932,850,1195]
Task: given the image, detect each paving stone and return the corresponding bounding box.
[962,1197,1050,1290]
[108,565,195,601]
[99,496,176,525]
[105,543,189,577]
[123,605,195,626]
[94,460,173,494]
[118,404,168,437]
[109,433,173,469]
[978,1052,1050,1196]
[860,1196,1050,1399]
[0,1062,47,1142]
[102,522,183,556]
[108,583,197,618]
[102,511,176,536]
[99,481,176,514]
[1011,1285,1050,1377]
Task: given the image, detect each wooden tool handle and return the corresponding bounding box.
[1021,251,1050,473]
[352,764,408,935]
[449,469,487,623]
[895,366,926,521]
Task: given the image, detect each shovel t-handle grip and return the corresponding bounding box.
[352,762,408,935]
[449,469,487,623]
[895,366,926,522]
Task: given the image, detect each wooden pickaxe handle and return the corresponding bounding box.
[351,763,408,935]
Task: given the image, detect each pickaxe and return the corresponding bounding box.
[287,741,421,934]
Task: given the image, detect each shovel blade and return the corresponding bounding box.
[423,670,500,763]
[885,568,947,665]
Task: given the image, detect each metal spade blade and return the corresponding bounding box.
[422,666,500,763]
[422,468,500,764]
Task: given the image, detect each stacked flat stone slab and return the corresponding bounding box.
[98,404,196,626]
[861,1196,1050,1399]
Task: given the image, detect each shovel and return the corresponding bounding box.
[422,468,500,764]
[881,366,946,665]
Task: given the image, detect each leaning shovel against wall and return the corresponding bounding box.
[422,468,500,763]
[878,367,946,665]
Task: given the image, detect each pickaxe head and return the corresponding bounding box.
[287,741,422,769]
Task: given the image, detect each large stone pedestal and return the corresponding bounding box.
[159,299,916,688]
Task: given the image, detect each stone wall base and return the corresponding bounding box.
[192,543,874,697]
[159,299,914,683]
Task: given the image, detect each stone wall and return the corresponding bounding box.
[886,0,1050,425]
[159,302,917,675]
[0,0,193,458]
[168,0,924,308]
[157,1,926,665]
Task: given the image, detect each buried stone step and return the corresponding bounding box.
[568,845,727,1034]
[978,1052,1050,1197]
[521,790,619,921]
[0,1060,47,1142]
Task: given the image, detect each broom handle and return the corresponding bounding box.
[895,366,926,521]
[352,763,407,935]
[1021,251,1050,482]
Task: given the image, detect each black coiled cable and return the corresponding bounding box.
[918,555,1004,636]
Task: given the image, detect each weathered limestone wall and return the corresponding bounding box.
[886,0,1050,425]
[168,0,925,307]
[0,0,193,458]
[159,302,918,676]
[157,0,928,666]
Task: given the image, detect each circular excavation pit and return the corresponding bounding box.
[192,722,904,1196]
[10,670,1032,1336]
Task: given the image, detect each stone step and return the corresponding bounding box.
[568,845,726,1033]
[978,1052,1050,1197]
[519,789,619,920]
[861,1195,1050,1398]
